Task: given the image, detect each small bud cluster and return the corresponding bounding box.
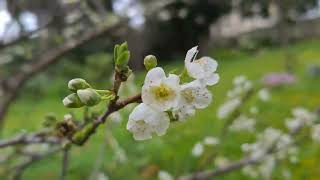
[63,78,114,108]
[127,46,219,140]
[114,42,132,81]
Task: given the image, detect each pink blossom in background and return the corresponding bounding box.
[262,72,296,87]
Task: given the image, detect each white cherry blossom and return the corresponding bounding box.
[127,103,170,140]
[174,80,212,121]
[184,46,219,86]
[142,67,180,111]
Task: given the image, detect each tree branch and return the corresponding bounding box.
[71,93,141,146]
[0,18,54,50]
[12,147,62,180]
[60,148,70,180]
[0,131,60,148]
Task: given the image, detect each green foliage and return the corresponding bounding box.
[114,41,131,69]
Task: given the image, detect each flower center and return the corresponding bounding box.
[181,89,195,103]
[152,84,174,101]
[194,58,206,65]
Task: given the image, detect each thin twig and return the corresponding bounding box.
[60,148,70,180]
[71,94,141,146]
[0,131,60,148]
[12,147,62,180]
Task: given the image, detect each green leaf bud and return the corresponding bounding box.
[144,55,157,71]
[77,88,101,107]
[116,51,130,68]
[68,78,91,92]
[63,93,84,108]
[118,41,128,54]
[114,44,120,63]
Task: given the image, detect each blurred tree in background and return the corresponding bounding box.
[142,0,231,59]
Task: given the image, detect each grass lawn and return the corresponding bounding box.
[2,40,320,180]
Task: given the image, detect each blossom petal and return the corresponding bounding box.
[152,113,170,136]
[163,74,180,87]
[199,56,218,73]
[127,103,170,140]
[185,46,198,63]
[194,87,212,109]
[144,67,166,85]
[204,73,220,86]
[186,63,206,79]
[128,103,149,121]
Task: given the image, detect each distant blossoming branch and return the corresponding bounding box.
[177,76,319,180]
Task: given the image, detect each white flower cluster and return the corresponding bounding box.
[285,107,316,132]
[229,115,256,132]
[191,136,220,157]
[127,47,219,140]
[242,128,296,160]
[241,128,298,179]
[217,75,252,119]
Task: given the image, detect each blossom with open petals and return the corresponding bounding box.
[174,80,212,120]
[184,46,219,86]
[142,67,180,111]
[127,103,170,140]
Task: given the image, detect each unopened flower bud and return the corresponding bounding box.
[77,88,101,107]
[63,93,84,108]
[144,55,157,71]
[68,78,91,92]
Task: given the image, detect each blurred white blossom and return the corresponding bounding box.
[97,172,109,180]
[158,170,174,180]
[217,98,241,119]
[258,156,275,179]
[203,136,220,146]
[258,88,270,102]
[191,142,204,157]
[286,107,316,132]
[214,156,230,168]
[229,115,256,132]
